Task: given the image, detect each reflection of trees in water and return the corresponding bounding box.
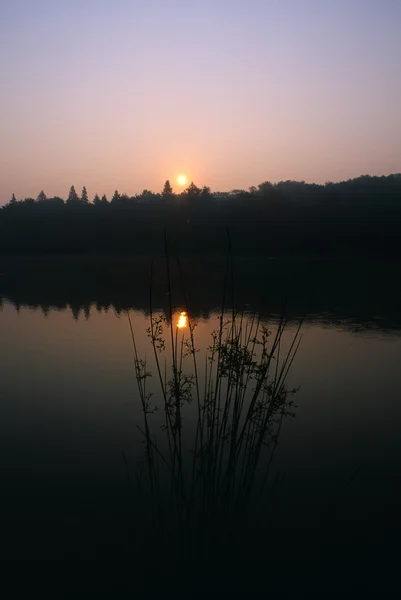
[1,292,400,334]
[126,305,302,560]
[0,256,399,331]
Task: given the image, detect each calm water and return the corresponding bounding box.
[0,257,400,588]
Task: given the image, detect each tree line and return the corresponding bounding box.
[4,174,401,208]
[1,175,400,256]
[5,180,215,208]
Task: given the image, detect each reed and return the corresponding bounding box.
[128,234,302,559]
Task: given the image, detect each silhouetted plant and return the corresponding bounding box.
[128,240,302,557]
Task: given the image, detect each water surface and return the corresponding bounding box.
[0,257,400,578]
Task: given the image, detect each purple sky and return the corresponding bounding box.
[1,0,400,202]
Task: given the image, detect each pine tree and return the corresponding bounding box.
[111,190,121,204]
[37,190,47,202]
[162,180,174,200]
[93,193,101,205]
[101,194,108,204]
[9,193,17,205]
[81,186,88,204]
[66,185,79,204]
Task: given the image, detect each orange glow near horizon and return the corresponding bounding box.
[2,3,400,204]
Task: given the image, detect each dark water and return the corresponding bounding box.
[0,257,400,592]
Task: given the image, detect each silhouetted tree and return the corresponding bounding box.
[230,189,247,196]
[81,186,89,204]
[48,196,64,205]
[213,191,229,200]
[200,186,212,199]
[162,180,174,201]
[111,190,121,204]
[257,181,274,195]
[185,182,201,198]
[37,190,47,202]
[9,193,17,205]
[139,189,159,202]
[1,174,400,257]
[66,185,79,204]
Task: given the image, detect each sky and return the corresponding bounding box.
[1,0,400,202]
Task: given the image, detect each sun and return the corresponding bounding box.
[177,174,187,187]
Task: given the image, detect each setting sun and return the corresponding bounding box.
[177,174,187,187]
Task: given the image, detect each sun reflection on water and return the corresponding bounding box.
[177,311,188,329]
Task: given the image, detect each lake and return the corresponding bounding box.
[0,256,400,590]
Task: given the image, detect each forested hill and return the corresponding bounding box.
[1,175,400,257]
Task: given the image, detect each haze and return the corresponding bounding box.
[1,0,400,202]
